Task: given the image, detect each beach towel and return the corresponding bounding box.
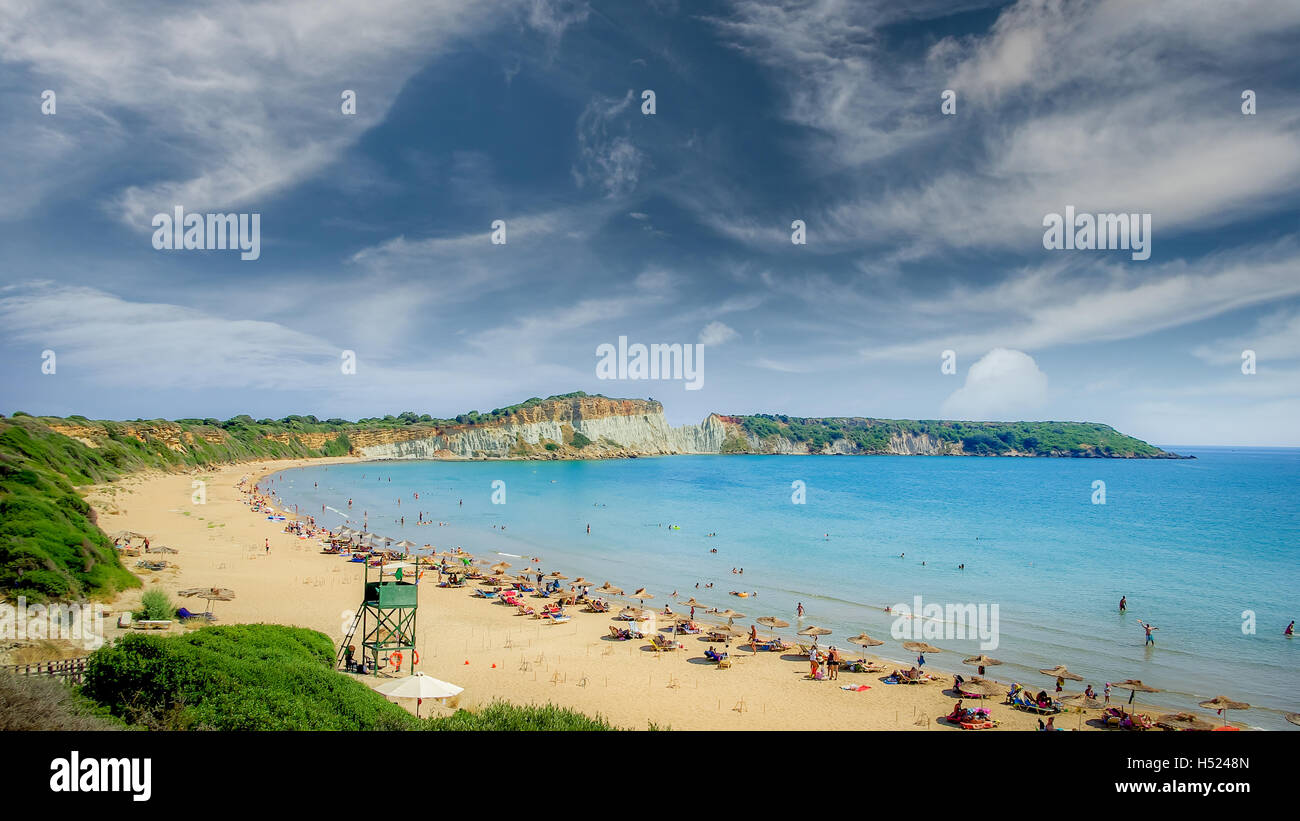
[840,685,871,692]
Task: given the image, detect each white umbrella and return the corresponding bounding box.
[374,673,464,717]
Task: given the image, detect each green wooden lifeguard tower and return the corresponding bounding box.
[337,559,420,676]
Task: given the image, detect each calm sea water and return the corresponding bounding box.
[265,448,1300,730]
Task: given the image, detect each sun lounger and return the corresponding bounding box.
[1010,692,1061,714]
[134,620,171,630]
[648,635,678,651]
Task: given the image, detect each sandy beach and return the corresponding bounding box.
[86,458,1127,731]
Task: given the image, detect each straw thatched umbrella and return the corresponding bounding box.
[1038,665,1083,682]
[546,571,568,581]
[1156,712,1217,732]
[718,609,746,622]
[1059,692,1106,729]
[708,624,743,642]
[572,577,594,587]
[846,632,884,647]
[1115,679,1161,708]
[618,607,645,621]
[902,641,940,653]
[490,562,511,574]
[598,582,623,595]
[679,597,704,609]
[756,616,790,631]
[956,677,1003,698]
[799,626,832,638]
[1287,712,1300,727]
[1198,695,1249,727]
[632,588,654,603]
[177,586,236,617]
[963,654,1002,676]
[394,539,417,553]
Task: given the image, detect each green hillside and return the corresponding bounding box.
[733,415,1177,457]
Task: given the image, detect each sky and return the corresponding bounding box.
[1,0,1298,446]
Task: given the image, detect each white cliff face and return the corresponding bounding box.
[357,411,728,459]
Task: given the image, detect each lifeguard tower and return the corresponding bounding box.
[337,559,420,675]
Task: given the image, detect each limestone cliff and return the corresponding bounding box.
[27,394,1179,462]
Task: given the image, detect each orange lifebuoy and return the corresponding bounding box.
[389,651,403,668]
[412,650,419,665]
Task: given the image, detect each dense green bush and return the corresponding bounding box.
[569,431,592,449]
[82,625,421,731]
[139,589,175,621]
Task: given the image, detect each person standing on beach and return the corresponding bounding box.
[1119,596,1127,613]
[264,538,269,554]
[1104,682,1111,704]
[1137,619,1158,645]
[916,651,926,669]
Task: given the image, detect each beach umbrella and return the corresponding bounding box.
[902,641,940,653]
[963,654,1002,669]
[618,607,645,620]
[547,571,569,580]
[1038,665,1083,682]
[846,633,885,654]
[799,626,832,637]
[1198,695,1249,727]
[490,562,511,573]
[1156,712,1217,732]
[374,673,464,718]
[1060,692,1106,729]
[1287,713,1300,727]
[598,582,624,595]
[679,598,705,609]
[393,539,417,552]
[757,617,790,630]
[572,577,594,587]
[1060,692,1105,711]
[718,609,746,622]
[1116,679,1161,708]
[632,588,654,602]
[177,586,236,616]
[956,677,1002,698]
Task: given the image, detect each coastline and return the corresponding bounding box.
[74,456,1190,731]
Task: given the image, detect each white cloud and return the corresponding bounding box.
[699,321,739,345]
[941,348,1047,421]
[862,241,1300,361]
[0,0,525,225]
[572,91,646,197]
[1192,310,1300,366]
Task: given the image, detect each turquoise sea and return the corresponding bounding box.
[265,448,1300,730]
